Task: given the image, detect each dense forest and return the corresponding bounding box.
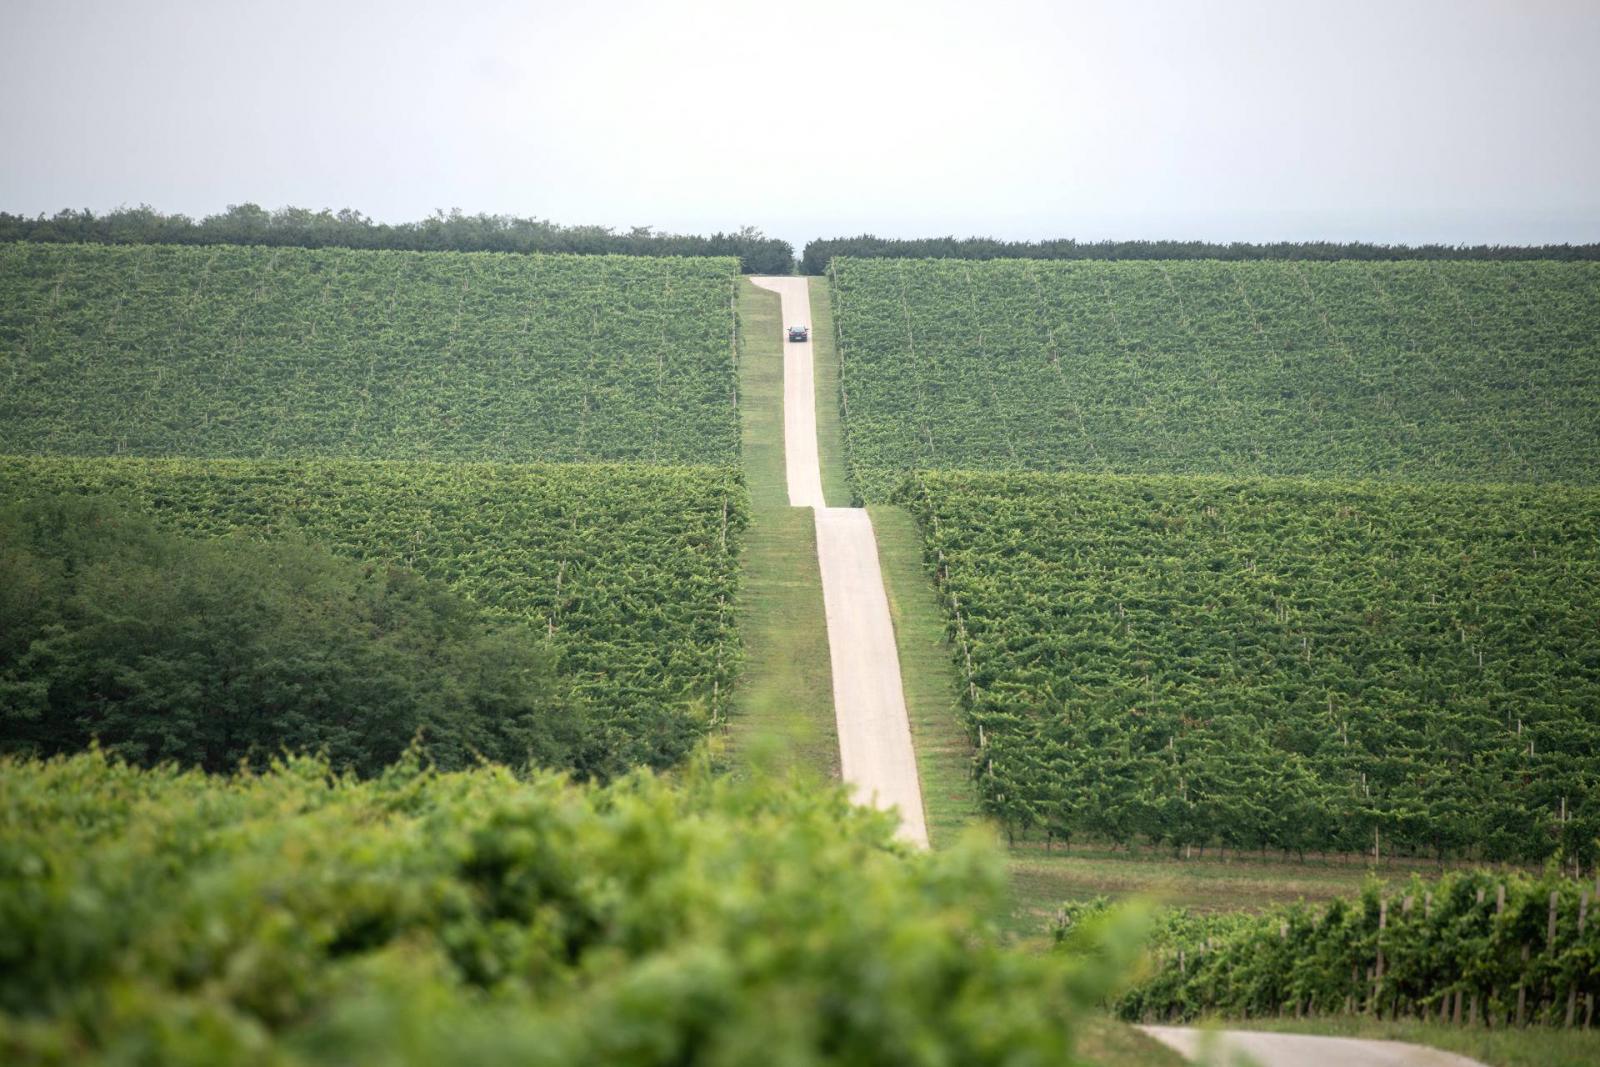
[802,235,1600,274]
[0,204,797,274]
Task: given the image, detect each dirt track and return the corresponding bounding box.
[749,276,825,508]
[750,276,928,847]
[1140,1025,1489,1066]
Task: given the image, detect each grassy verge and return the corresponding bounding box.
[726,279,838,780]
[805,277,851,507]
[1009,847,1396,924]
[1219,1016,1600,1067]
[869,504,978,850]
[1079,1016,1188,1067]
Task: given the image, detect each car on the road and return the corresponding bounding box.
[787,325,809,342]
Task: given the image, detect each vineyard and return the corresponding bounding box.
[900,470,1600,865]
[0,751,1136,1065]
[0,457,747,773]
[1066,870,1600,1030]
[0,243,740,464]
[830,257,1600,500]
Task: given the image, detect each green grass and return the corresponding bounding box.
[725,279,837,778]
[1219,1016,1600,1067]
[1007,845,1443,920]
[806,276,852,507]
[869,504,979,849]
[1078,1016,1188,1067]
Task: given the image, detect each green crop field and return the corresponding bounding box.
[900,470,1600,866]
[0,456,746,773]
[0,243,739,464]
[830,257,1600,499]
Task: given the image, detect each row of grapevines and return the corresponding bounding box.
[0,456,748,772]
[899,470,1600,864]
[831,257,1600,499]
[1065,870,1600,1028]
[0,750,1131,1064]
[0,243,740,464]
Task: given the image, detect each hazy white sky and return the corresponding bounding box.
[3,0,1597,248]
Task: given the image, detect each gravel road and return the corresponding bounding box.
[1140,1026,1490,1066]
[749,276,928,847]
[750,276,825,508]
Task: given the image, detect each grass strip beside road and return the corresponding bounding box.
[726,279,838,780]
[806,277,852,508]
[869,504,979,850]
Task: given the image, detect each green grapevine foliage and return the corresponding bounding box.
[1064,870,1600,1027]
[831,257,1600,499]
[901,470,1600,864]
[0,457,747,773]
[0,243,740,464]
[0,751,1138,1065]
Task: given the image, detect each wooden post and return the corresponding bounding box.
[1179,949,1185,975]
[1453,989,1463,1025]
[1518,945,1530,1026]
[1425,892,1433,920]
[1549,890,1559,947]
[1377,898,1388,983]
[1497,883,1506,915]
[1470,992,1479,1027]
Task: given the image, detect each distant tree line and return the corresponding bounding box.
[800,234,1600,274]
[0,204,796,274]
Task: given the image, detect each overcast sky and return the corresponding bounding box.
[3,0,1598,249]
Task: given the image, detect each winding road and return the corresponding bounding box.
[751,276,928,848]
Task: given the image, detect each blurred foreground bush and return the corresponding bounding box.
[0,750,1140,1065]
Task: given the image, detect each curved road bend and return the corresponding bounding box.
[750,276,928,848]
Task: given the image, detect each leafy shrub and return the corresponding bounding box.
[0,750,1141,1065]
[0,493,587,777]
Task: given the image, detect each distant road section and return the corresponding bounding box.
[749,276,825,507]
[1140,1026,1489,1067]
[750,276,928,847]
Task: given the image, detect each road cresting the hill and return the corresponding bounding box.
[751,276,929,848]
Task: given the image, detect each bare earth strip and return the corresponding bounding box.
[1141,1027,1489,1067]
[751,276,928,847]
